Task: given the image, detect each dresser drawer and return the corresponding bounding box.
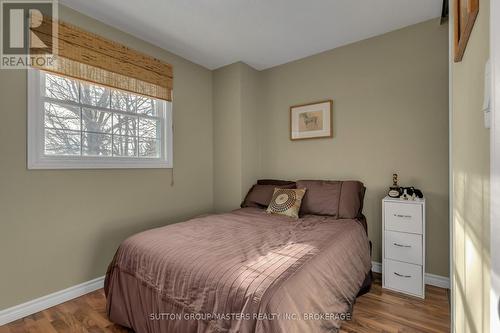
[384,201,423,234]
[384,259,423,297]
[384,231,423,265]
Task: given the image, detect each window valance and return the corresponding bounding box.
[31,19,173,101]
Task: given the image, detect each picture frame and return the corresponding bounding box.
[454,0,479,62]
[290,100,333,140]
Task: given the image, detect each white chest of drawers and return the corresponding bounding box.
[382,196,425,298]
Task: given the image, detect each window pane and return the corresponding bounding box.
[139,138,161,158]
[113,114,137,136]
[34,71,170,166]
[138,117,160,138]
[44,129,81,156]
[82,109,112,134]
[44,73,79,102]
[136,96,157,116]
[44,102,80,131]
[83,132,112,156]
[80,82,110,108]
[113,135,137,157]
[111,90,136,113]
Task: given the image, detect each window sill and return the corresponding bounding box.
[27,157,173,170]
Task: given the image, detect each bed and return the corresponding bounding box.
[105,181,372,333]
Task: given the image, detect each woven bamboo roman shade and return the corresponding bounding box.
[31,19,173,101]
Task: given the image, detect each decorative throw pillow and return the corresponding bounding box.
[266,188,306,219]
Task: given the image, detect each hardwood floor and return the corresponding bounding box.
[0,274,449,333]
[340,274,450,333]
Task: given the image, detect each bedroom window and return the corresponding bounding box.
[27,70,173,169]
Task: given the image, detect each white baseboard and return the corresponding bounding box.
[371,261,450,289]
[0,276,105,326]
[424,273,451,289]
[372,261,382,273]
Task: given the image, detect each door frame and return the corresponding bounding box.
[491,0,500,330]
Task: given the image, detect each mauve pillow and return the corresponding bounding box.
[241,183,296,208]
[257,179,296,186]
[297,180,342,217]
[297,180,365,218]
[339,181,365,219]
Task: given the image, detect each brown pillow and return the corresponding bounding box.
[297,180,341,217]
[257,179,296,186]
[339,181,365,219]
[296,180,365,219]
[241,183,296,208]
[266,188,306,219]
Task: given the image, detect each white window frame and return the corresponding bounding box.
[27,69,173,169]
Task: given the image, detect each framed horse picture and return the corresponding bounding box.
[454,0,479,62]
[290,100,333,140]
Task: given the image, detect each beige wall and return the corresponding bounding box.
[240,64,263,199]
[213,63,243,212]
[451,0,490,331]
[259,19,450,276]
[213,62,262,212]
[0,6,214,310]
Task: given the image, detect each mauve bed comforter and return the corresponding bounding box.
[104,207,371,333]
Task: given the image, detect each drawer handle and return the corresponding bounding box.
[394,272,412,278]
[394,214,412,219]
[393,242,412,248]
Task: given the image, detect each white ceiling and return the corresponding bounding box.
[60,0,443,70]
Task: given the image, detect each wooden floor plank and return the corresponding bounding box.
[1,274,449,332]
